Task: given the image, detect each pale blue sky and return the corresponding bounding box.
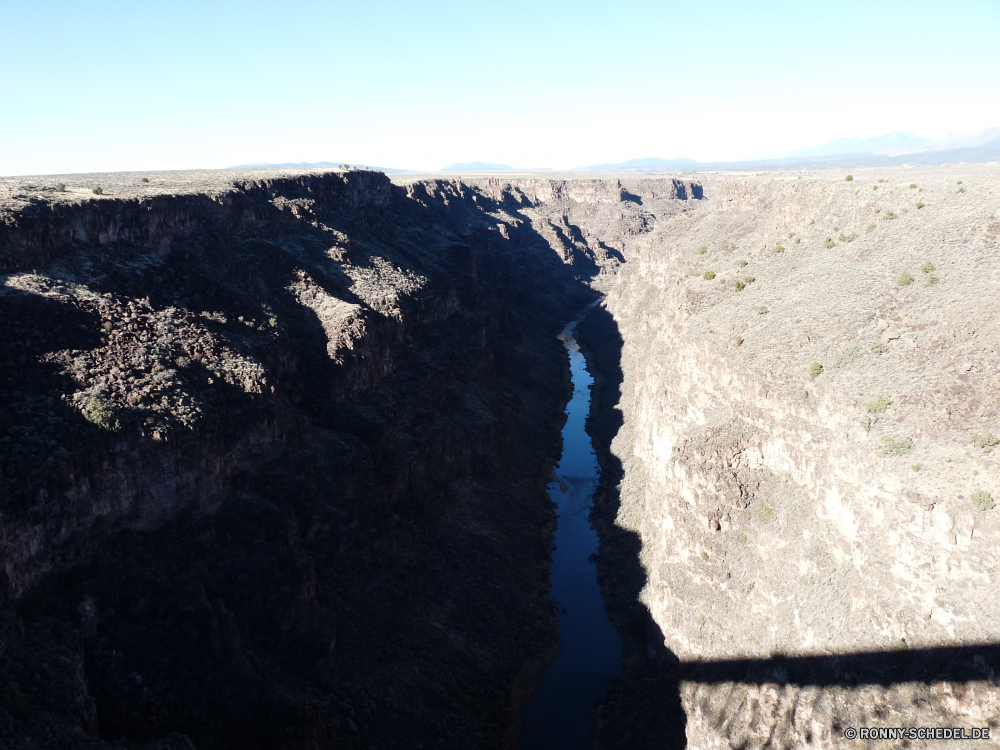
[3,0,998,175]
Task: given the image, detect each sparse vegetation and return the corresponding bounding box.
[845,175,853,181]
[722,243,736,254]
[56,182,66,192]
[808,362,824,380]
[870,342,888,355]
[971,490,995,512]
[92,186,104,195]
[82,397,122,432]
[703,270,715,280]
[958,186,966,194]
[883,210,897,220]
[733,336,743,347]
[880,436,914,457]
[141,177,150,183]
[838,232,857,243]
[957,180,963,185]
[733,280,744,292]
[808,219,815,225]
[755,306,768,315]
[824,239,836,249]
[698,246,708,254]
[897,271,914,286]
[860,415,872,433]
[973,432,1000,454]
[920,261,935,274]
[873,185,878,191]
[735,259,748,268]
[866,223,877,233]
[774,245,785,253]
[700,551,709,561]
[924,273,938,286]
[743,275,755,285]
[836,345,864,367]
[864,394,891,413]
[916,200,924,209]
[909,183,917,189]
[911,464,920,471]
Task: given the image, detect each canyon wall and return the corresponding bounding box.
[0,170,610,749]
[589,166,1000,747]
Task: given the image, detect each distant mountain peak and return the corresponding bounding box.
[576,156,700,171]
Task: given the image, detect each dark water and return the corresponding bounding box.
[518,316,623,749]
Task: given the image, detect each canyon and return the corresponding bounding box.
[1,164,999,748]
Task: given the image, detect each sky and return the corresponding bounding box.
[2,0,999,175]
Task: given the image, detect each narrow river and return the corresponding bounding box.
[518,314,623,749]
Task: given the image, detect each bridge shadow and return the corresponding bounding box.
[573,303,1000,749]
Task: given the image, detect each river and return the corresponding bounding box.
[518,314,623,749]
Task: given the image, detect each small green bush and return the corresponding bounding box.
[808,362,824,380]
[897,271,914,286]
[838,232,857,243]
[755,306,769,315]
[860,415,872,433]
[883,210,897,220]
[916,200,924,209]
[920,261,935,274]
[723,243,736,254]
[870,341,888,355]
[864,394,891,413]
[873,185,878,191]
[92,186,104,195]
[774,246,785,253]
[141,177,150,183]
[845,175,854,181]
[971,490,995,511]
[743,275,755,285]
[82,397,121,432]
[909,183,917,189]
[734,336,743,347]
[700,551,709,561]
[698,246,708,254]
[733,279,744,292]
[924,273,938,286]
[866,223,877,233]
[880,436,914,457]
[973,432,1000,453]
[824,240,836,249]
[703,270,715,280]
[735,259,748,268]
[809,219,815,225]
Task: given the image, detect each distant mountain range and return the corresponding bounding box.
[230,127,1000,176]
[227,161,415,174]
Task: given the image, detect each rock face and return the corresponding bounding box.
[587,166,1000,747]
[0,170,608,749]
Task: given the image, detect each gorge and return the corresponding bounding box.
[2,165,999,748]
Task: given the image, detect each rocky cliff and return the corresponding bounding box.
[581,166,1000,748]
[0,169,609,749]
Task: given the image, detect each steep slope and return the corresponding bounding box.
[588,166,1000,747]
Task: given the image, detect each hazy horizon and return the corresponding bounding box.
[3,0,999,176]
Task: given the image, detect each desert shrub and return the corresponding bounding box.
[809,219,815,225]
[735,259,748,268]
[860,415,872,433]
[733,280,744,292]
[870,342,888,355]
[836,345,864,367]
[808,362,823,380]
[897,271,914,286]
[971,490,995,511]
[743,275,755,285]
[824,240,836,249]
[864,394,891,413]
[878,178,887,183]
[141,177,150,183]
[703,270,715,280]
[916,200,924,209]
[909,183,917,189]
[924,273,938,286]
[82,397,122,432]
[774,246,785,253]
[795,237,801,243]
[911,464,920,471]
[883,210,897,220]
[700,551,709,561]
[698,246,708,254]
[733,336,743,347]
[92,186,104,195]
[873,185,878,191]
[880,436,914,457]
[755,306,768,315]
[723,243,736,253]
[920,261,935,274]
[56,182,66,192]
[845,175,854,181]
[839,232,857,243]
[973,432,1000,453]
[866,223,877,233]
[958,186,966,193]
